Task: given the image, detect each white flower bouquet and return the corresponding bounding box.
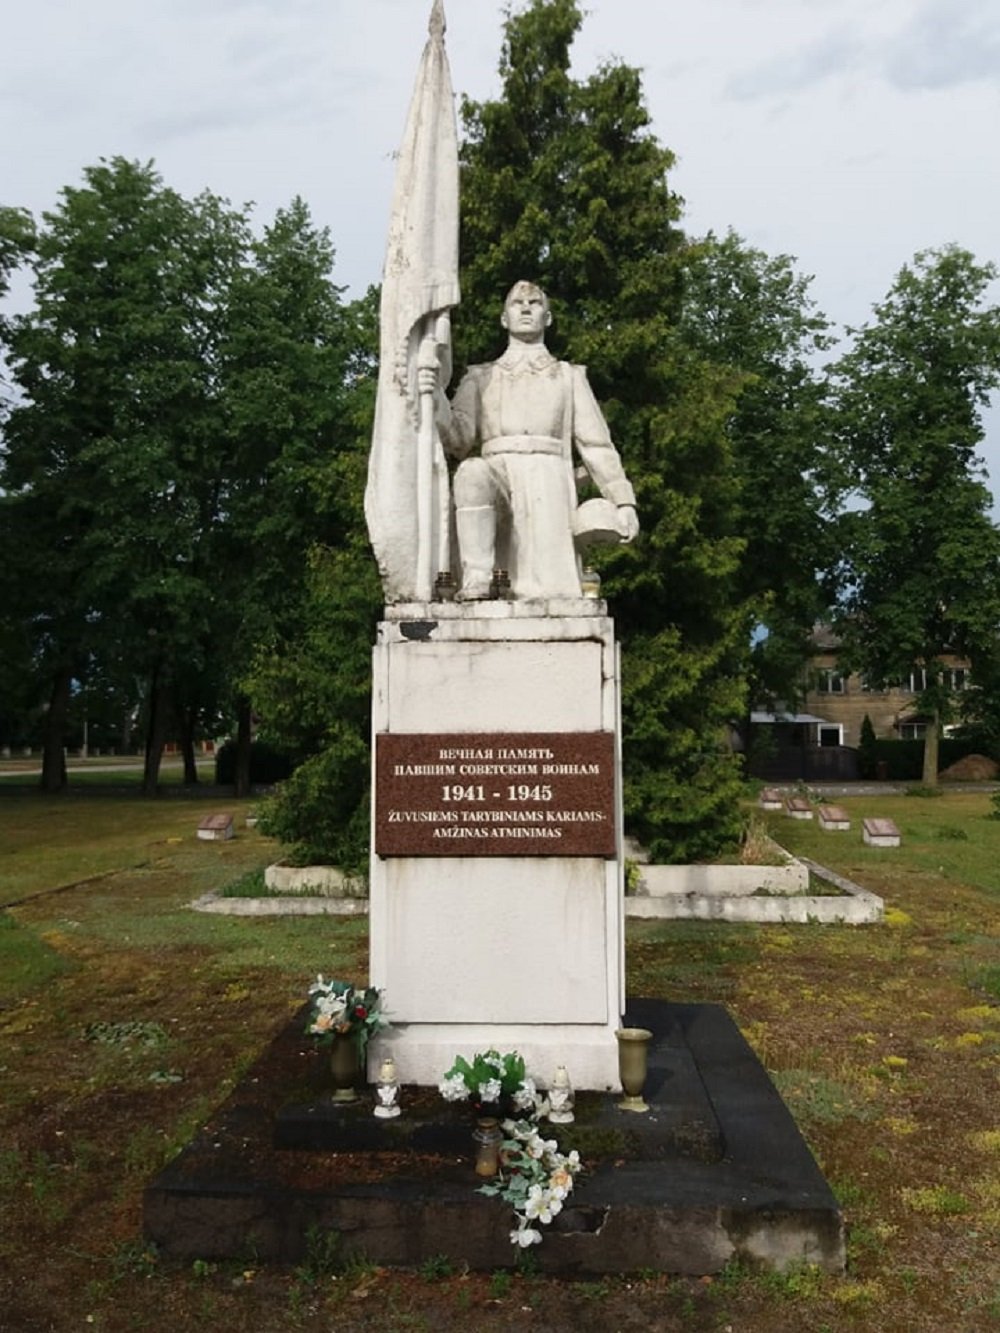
[481,1117,582,1248]
[438,1048,583,1247]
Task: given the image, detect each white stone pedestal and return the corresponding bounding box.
[368,599,624,1090]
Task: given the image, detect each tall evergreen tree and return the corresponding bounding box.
[455,0,747,859]
[831,245,1000,784]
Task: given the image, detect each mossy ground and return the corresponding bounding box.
[0,788,997,1331]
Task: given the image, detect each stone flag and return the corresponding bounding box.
[365,0,460,603]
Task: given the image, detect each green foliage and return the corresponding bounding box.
[109,1241,160,1282]
[440,1049,527,1105]
[218,869,268,899]
[931,824,968,840]
[238,288,380,865]
[243,464,381,866]
[1,160,251,785]
[0,204,36,307]
[256,740,370,874]
[456,0,748,861]
[304,976,386,1062]
[488,1270,513,1299]
[294,1225,343,1285]
[418,1254,455,1281]
[82,1020,169,1048]
[858,714,878,779]
[831,245,1000,785]
[213,740,292,787]
[680,230,837,713]
[0,159,367,793]
[865,737,985,782]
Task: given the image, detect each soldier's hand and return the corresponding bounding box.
[417,364,438,395]
[618,505,639,542]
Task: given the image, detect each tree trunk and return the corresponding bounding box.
[120,706,134,756]
[921,709,940,787]
[234,696,253,798]
[40,663,72,793]
[142,667,171,796]
[177,700,199,786]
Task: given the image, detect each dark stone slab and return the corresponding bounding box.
[144,1000,844,1275]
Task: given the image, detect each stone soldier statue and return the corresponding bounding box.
[423,281,639,601]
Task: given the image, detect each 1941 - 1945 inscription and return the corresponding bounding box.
[375,732,616,857]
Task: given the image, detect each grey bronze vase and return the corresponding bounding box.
[615,1027,653,1112]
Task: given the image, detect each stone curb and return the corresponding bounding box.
[190,892,368,917]
[625,845,883,925]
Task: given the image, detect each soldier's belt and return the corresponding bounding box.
[482,435,564,457]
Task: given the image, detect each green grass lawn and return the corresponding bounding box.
[0,787,997,1332]
[0,788,251,905]
[775,789,1000,898]
[0,755,216,788]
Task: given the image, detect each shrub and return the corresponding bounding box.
[213,739,293,786]
[255,731,369,876]
[869,737,985,782]
[857,714,877,779]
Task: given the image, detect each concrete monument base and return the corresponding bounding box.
[369,601,624,1090]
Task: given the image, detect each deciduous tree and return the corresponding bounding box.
[680,230,837,721]
[2,159,249,790]
[831,245,1000,784]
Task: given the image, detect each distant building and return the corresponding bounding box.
[801,625,971,747]
[745,626,974,780]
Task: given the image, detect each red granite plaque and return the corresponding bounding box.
[375,732,616,857]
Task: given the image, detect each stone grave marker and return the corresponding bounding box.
[785,796,813,820]
[818,804,850,831]
[758,787,783,810]
[863,817,900,847]
[197,813,234,842]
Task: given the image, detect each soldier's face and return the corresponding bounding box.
[502,285,550,341]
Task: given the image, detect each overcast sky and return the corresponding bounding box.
[4,0,999,495]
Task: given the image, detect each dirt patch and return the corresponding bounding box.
[939,753,999,781]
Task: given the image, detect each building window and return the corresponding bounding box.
[818,724,843,747]
[817,669,845,694]
[946,668,969,691]
[905,668,928,694]
[900,722,927,740]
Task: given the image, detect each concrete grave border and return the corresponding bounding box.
[192,848,882,925]
[625,836,883,925]
[190,862,369,917]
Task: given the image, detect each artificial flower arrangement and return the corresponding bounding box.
[305,975,387,1059]
[438,1048,537,1114]
[438,1049,583,1248]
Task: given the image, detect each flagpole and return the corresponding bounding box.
[416,321,438,602]
[365,0,459,604]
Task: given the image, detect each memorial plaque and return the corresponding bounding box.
[375,732,616,857]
